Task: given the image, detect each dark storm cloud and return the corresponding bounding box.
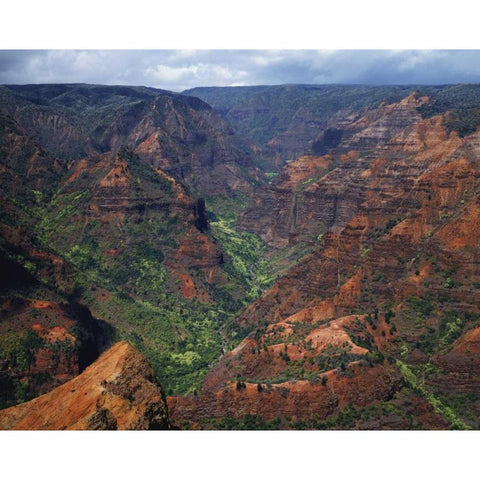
[1,50,480,91]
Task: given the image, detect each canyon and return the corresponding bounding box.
[1,83,479,429]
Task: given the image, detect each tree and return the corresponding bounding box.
[236,380,246,390]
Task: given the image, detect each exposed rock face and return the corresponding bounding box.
[0,87,249,302]
[0,341,172,430]
[183,85,423,168]
[425,327,480,397]
[169,363,404,427]
[169,92,480,429]
[240,94,445,248]
[0,84,260,198]
[168,313,407,427]
[0,84,261,404]
[337,92,429,152]
[49,148,226,302]
[0,301,83,405]
[237,110,480,328]
[2,83,480,429]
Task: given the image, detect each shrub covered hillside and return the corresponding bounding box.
[0,85,266,400]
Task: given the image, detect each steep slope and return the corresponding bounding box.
[0,341,172,430]
[3,83,480,429]
[169,91,480,430]
[184,85,421,169]
[239,92,431,248]
[37,147,226,302]
[0,247,113,409]
[0,84,260,197]
[0,98,259,399]
[0,117,114,407]
[184,84,480,172]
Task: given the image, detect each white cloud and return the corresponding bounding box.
[2,50,480,91]
[251,51,288,66]
[145,64,199,82]
[143,62,247,89]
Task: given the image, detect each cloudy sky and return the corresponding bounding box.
[1,50,480,92]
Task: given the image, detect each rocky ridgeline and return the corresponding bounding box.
[0,84,260,198]
[0,342,172,430]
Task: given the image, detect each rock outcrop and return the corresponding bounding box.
[0,341,172,430]
[0,249,113,409]
[240,94,450,248]
[169,362,404,428]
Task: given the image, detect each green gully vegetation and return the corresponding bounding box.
[4,150,282,396]
[396,360,470,430]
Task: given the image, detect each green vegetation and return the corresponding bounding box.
[15,154,300,396]
[4,82,480,427]
[205,414,283,430]
[315,345,364,373]
[360,247,370,258]
[396,360,470,430]
[437,393,480,428]
[400,343,409,358]
[0,171,277,399]
[264,172,279,183]
[0,329,47,408]
[236,400,409,430]
[385,218,400,230]
[438,311,467,351]
[0,150,268,396]
[417,84,480,137]
[209,217,268,300]
[0,329,45,372]
[406,297,434,318]
[67,266,230,395]
[206,192,312,308]
[186,85,421,149]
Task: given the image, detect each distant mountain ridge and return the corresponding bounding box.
[0,83,259,196]
[184,84,480,170]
